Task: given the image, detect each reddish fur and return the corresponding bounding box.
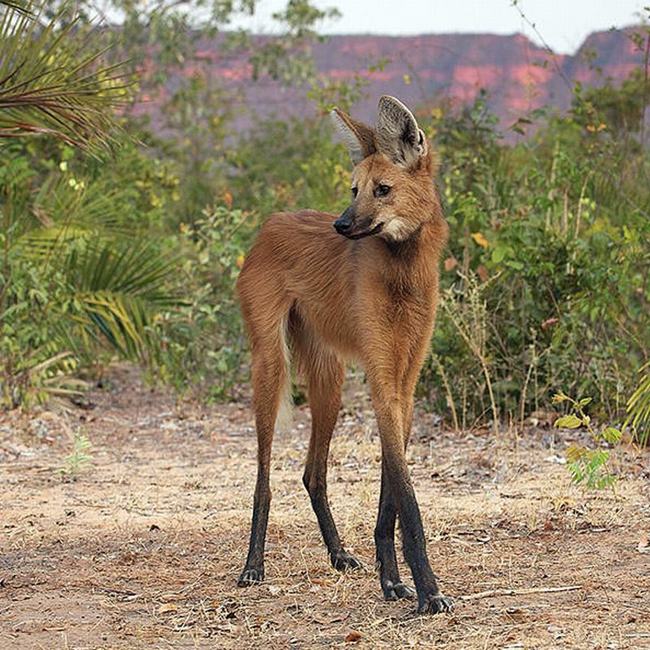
[236,99,452,614]
[237,149,447,388]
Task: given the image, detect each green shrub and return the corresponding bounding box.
[153,205,258,398]
[419,86,649,428]
[0,140,183,406]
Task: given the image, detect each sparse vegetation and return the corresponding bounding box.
[1,1,648,438]
[1,374,648,648]
[60,428,93,479]
[552,392,621,490]
[1,2,649,646]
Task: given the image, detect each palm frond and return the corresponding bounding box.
[0,1,32,15]
[11,170,141,259]
[67,241,181,304]
[626,361,650,444]
[0,1,130,152]
[59,241,183,362]
[4,346,80,408]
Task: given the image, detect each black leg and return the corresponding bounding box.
[384,454,453,613]
[375,460,416,600]
[370,391,453,615]
[303,472,362,571]
[302,359,362,572]
[238,462,271,585]
[238,345,283,587]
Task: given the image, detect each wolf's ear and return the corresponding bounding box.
[375,95,427,167]
[330,108,376,165]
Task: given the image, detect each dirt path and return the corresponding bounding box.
[1,368,649,649]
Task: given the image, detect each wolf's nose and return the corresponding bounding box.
[334,218,351,234]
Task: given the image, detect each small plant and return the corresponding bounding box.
[552,392,621,490]
[60,429,93,479]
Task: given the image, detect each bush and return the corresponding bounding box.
[418,87,649,428]
[2,2,647,435]
[154,204,258,399]
[0,139,183,406]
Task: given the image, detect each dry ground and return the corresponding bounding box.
[1,367,649,649]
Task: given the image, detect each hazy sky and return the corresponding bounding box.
[230,0,647,54]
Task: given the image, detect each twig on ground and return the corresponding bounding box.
[459,585,582,601]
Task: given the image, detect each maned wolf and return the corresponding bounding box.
[235,96,451,614]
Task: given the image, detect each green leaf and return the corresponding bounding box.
[566,444,587,463]
[625,361,650,445]
[491,246,507,264]
[601,427,622,444]
[555,414,583,429]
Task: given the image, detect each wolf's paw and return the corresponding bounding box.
[330,550,363,572]
[417,593,454,615]
[237,567,264,586]
[383,580,416,601]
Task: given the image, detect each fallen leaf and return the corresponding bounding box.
[345,631,362,643]
[444,256,458,272]
[310,578,332,587]
[471,232,489,248]
[541,317,559,330]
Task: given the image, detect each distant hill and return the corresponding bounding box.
[132,27,646,134]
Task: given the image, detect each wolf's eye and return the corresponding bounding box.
[375,184,391,197]
[351,186,358,198]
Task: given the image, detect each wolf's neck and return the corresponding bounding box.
[383,223,424,261]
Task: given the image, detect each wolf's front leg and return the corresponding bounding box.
[369,384,452,614]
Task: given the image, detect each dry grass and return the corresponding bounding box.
[1,366,649,649]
